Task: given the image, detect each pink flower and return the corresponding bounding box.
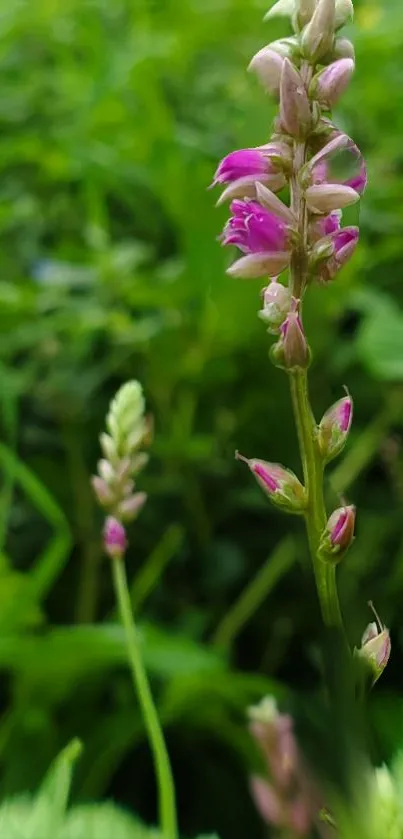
[309,132,367,195]
[212,148,272,185]
[309,211,341,243]
[221,199,288,253]
[103,516,127,559]
[317,226,359,282]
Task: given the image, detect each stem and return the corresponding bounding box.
[111,556,178,839]
[288,62,343,630]
[290,370,342,628]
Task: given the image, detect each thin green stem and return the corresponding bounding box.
[112,556,178,839]
[289,370,342,628]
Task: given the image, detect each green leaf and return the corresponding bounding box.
[59,804,160,839]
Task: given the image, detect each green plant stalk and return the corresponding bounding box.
[289,370,342,628]
[289,104,343,631]
[111,556,178,839]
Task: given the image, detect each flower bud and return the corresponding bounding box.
[333,37,355,60]
[302,0,336,63]
[356,606,391,685]
[100,432,119,466]
[272,306,310,370]
[104,516,127,559]
[305,183,359,213]
[335,0,354,29]
[259,280,292,332]
[236,453,307,514]
[227,251,291,279]
[319,504,355,562]
[280,59,312,139]
[264,0,296,20]
[97,458,115,485]
[296,0,316,28]
[318,393,353,462]
[91,476,115,507]
[117,492,147,522]
[248,47,285,96]
[255,182,296,224]
[312,58,355,108]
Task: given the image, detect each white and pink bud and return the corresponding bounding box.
[259,280,292,333]
[91,476,115,507]
[305,183,359,214]
[335,0,354,30]
[117,492,147,523]
[318,393,353,462]
[312,58,355,108]
[319,504,356,562]
[248,46,285,96]
[280,59,312,139]
[272,302,311,370]
[333,36,355,60]
[236,453,307,514]
[302,0,336,63]
[103,516,127,560]
[356,604,391,685]
[296,0,316,28]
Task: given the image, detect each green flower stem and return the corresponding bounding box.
[289,369,342,629]
[112,555,178,839]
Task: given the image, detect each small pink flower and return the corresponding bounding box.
[318,393,353,462]
[221,199,289,253]
[104,516,127,559]
[212,148,273,186]
[328,505,356,550]
[317,226,359,282]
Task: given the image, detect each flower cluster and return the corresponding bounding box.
[92,381,151,559]
[249,697,326,837]
[212,0,365,353]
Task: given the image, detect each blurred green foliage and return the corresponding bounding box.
[1,0,403,836]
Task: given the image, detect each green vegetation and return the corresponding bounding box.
[0,0,403,836]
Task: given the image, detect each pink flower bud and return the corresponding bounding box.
[319,505,355,562]
[313,58,355,108]
[248,46,285,96]
[272,303,310,370]
[318,393,353,462]
[250,777,283,827]
[302,0,336,62]
[280,59,312,139]
[357,604,391,685]
[117,492,147,522]
[305,183,359,214]
[236,452,306,514]
[91,476,115,507]
[314,226,359,282]
[259,280,292,332]
[103,516,127,559]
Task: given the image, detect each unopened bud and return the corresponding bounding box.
[100,432,119,465]
[305,183,359,213]
[264,0,296,20]
[236,452,307,514]
[272,307,310,370]
[255,182,296,223]
[312,58,355,108]
[296,0,316,28]
[302,0,336,63]
[356,604,391,685]
[227,251,291,279]
[248,47,285,96]
[91,476,115,507]
[280,59,312,139]
[318,393,353,462]
[97,459,116,485]
[335,0,354,29]
[259,281,292,333]
[332,37,355,60]
[104,516,127,559]
[319,504,355,562]
[117,492,147,522]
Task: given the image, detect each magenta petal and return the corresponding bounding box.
[213,148,269,185]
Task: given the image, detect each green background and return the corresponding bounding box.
[0,0,402,836]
